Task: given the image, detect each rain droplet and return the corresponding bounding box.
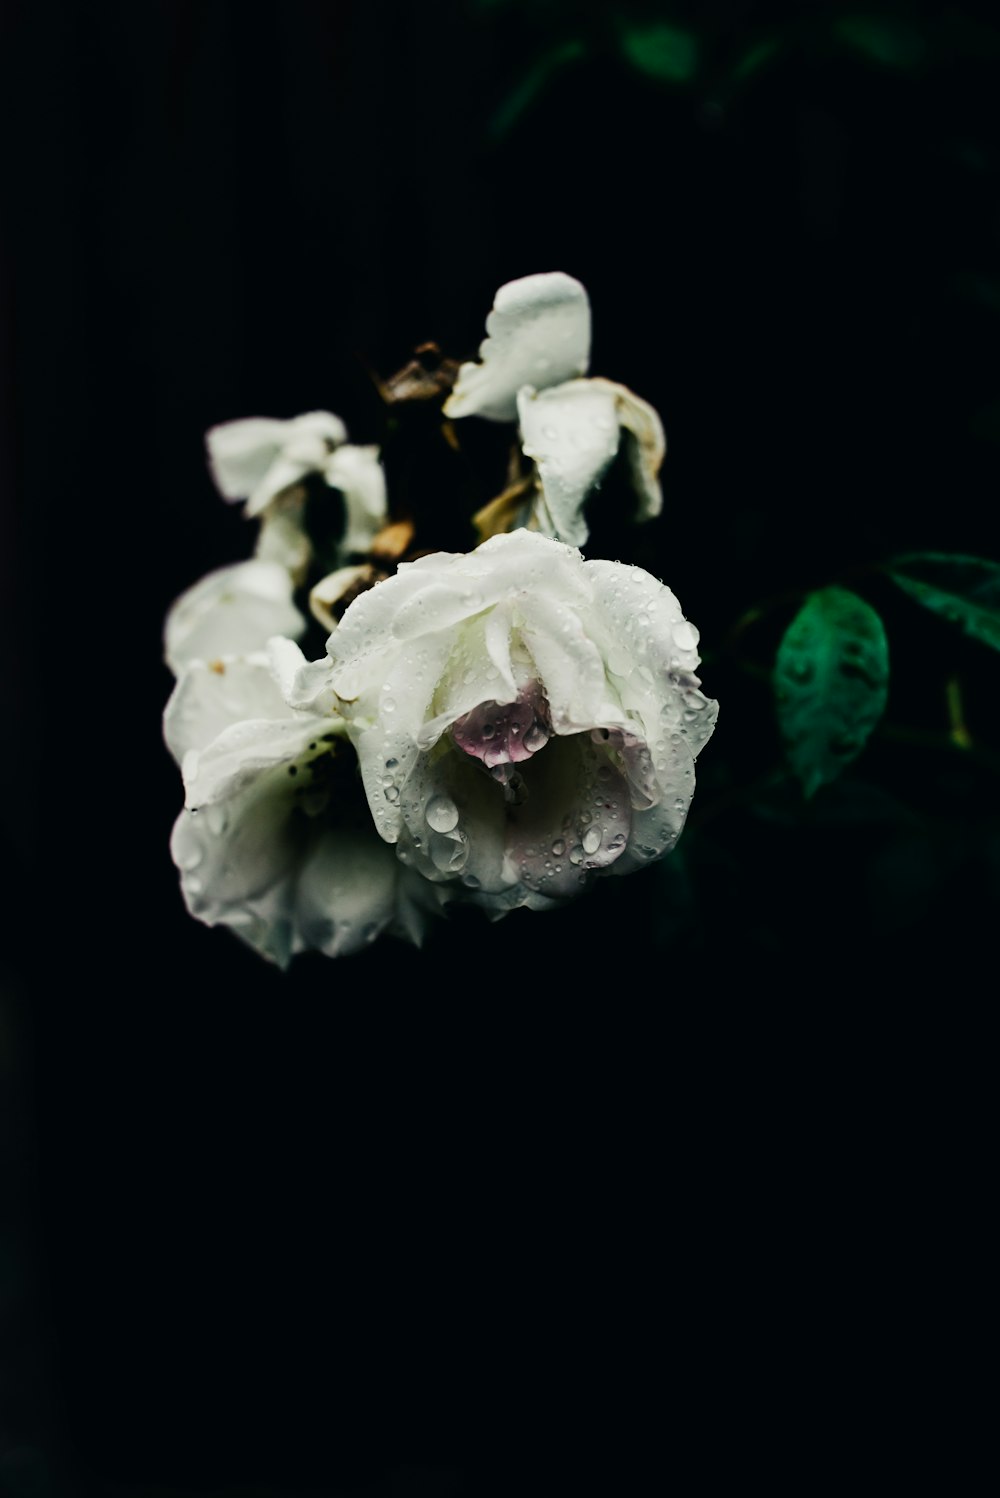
[383,696,396,712]
[569,844,585,865]
[425,793,459,833]
[384,786,400,803]
[430,829,469,874]
[551,838,566,856]
[672,620,699,651]
[582,827,602,855]
[523,723,548,754]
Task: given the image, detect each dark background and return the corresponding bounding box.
[2,2,996,1493]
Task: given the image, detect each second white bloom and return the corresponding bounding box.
[288,530,717,914]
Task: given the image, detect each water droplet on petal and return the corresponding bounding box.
[425,793,459,833]
[582,827,602,855]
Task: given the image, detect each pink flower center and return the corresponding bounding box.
[451,687,551,780]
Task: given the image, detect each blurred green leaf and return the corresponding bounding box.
[835,15,926,69]
[732,37,780,81]
[888,553,1000,653]
[488,38,586,140]
[952,270,1000,313]
[620,22,698,83]
[774,587,890,798]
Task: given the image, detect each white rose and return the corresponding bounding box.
[287,530,716,914]
[163,411,389,677]
[443,272,664,546]
[164,645,446,966]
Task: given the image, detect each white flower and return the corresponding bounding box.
[206,409,387,548]
[443,272,665,546]
[165,645,446,966]
[164,411,389,676]
[163,559,306,677]
[287,530,716,915]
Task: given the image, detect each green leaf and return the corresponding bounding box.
[732,37,780,81]
[774,587,890,797]
[488,39,586,141]
[887,553,1000,653]
[835,15,926,69]
[620,22,699,83]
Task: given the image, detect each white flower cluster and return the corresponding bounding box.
[163,273,717,965]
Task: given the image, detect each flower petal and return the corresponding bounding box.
[443,272,591,423]
[324,444,389,556]
[184,715,338,809]
[206,411,347,508]
[163,560,306,676]
[205,417,295,500]
[254,491,312,580]
[163,654,292,766]
[517,380,621,545]
[589,376,665,521]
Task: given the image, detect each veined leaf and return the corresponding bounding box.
[774,587,889,797]
[887,553,1000,653]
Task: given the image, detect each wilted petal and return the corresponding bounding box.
[324,445,389,556]
[590,376,665,522]
[443,272,591,423]
[163,559,305,676]
[517,380,621,545]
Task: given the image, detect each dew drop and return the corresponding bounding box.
[551,838,566,856]
[425,793,459,833]
[582,827,602,855]
[430,829,469,874]
[523,723,548,754]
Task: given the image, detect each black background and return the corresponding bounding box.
[3,2,995,1494]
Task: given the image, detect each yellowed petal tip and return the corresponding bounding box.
[309,564,379,633]
[591,376,666,520]
[471,476,537,542]
[368,518,415,562]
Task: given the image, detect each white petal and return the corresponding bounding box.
[443,272,591,422]
[269,637,341,718]
[185,715,336,809]
[206,410,348,517]
[163,654,291,766]
[163,560,306,676]
[519,590,625,733]
[254,493,312,579]
[589,377,665,521]
[293,827,402,956]
[205,418,294,501]
[517,380,621,545]
[324,445,388,556]
[170,781,304,968]
[244,456,311,519]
